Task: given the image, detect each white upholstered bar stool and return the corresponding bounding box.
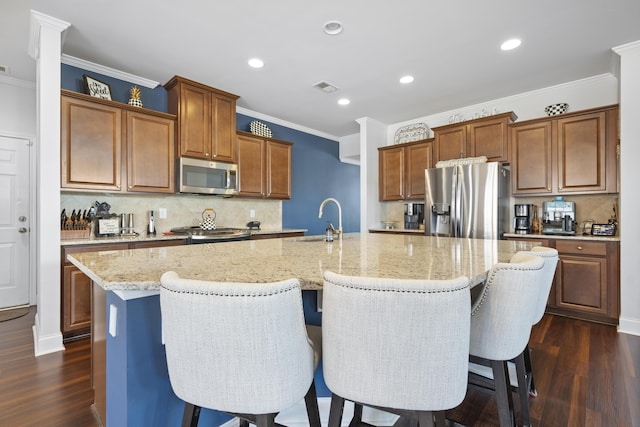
[159,271,321,427]
[468,247,558,426]
[520,246,559,396]
[322,271,471,427]
[467,253,544,427]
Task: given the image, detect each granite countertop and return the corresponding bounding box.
[503,232,620,242]
[67,233,537,292]
[60,228,306,246]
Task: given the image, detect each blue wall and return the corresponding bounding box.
[61,64,168,112]
[61,66,360,235]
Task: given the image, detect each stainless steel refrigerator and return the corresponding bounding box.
[424,162,510,239]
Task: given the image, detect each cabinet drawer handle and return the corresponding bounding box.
[577,246,583,250]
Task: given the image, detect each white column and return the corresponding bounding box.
[356,117,387,233]
[29,11,70,355]
[613,40,640,336]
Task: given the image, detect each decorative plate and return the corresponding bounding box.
[250,120,273,138]
[394,123,429,144]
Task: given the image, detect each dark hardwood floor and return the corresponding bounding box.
[448,314,640,427]
[0,307,99,427]
[0,307,638,426]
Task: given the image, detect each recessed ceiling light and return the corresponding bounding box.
[500,38,521,51]
[400,75,414,84]
[324,21,343,35]
[248,58,264,68]
[338,98,350,106]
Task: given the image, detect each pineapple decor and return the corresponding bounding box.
[128,85,143,108]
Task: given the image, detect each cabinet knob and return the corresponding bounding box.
[547,187,551,191]
[577,246,583,250]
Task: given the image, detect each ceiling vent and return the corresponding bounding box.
[312,81,339,93]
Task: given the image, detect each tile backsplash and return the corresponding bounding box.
[381,193,620,233]
[61,193,282,234]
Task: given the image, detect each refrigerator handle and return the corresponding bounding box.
[453,167,461,237]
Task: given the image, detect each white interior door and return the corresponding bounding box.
[0,135,30,309]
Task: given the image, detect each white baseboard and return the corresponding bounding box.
[32,316,64,356]
[223,397,398,427]
[618,316,640,336]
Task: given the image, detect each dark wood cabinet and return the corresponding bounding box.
[503,236,619,325]
[432,112,516,163]
[552,240,619,324]
[510,121,553,194]
[511,105,618,196]
[378,138,433,201]
[165,76,239,163]
[237,131,293,199]
[61,239,186,341]
[61,90,176,194]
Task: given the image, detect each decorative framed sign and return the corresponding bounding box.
[83,74,112,100]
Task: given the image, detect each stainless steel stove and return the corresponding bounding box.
[170,226,251,244]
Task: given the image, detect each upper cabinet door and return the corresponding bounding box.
[434,125,466,162]
[378,146,404,201]
[126,111,175,193]
[61,95,122,191]
[178,84,211,159]
[468,116,511,162]
[266,140,292,199]
[404,141,433,200]
[511,121,553,195]
[237,134,266,197]
[556,112,606,193]
[211,94,237,163]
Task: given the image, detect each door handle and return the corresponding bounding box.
[18,227,28,233]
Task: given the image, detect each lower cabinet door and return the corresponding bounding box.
[62,265,92,334]
[556,255,608,316]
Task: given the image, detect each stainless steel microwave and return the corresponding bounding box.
[177,157,238,196]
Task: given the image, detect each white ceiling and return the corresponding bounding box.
[4,0,640,137]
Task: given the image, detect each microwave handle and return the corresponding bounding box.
[226,169,232,189]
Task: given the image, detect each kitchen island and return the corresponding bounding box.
[68,233,537,427]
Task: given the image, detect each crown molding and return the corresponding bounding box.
[613,40,640,54]
[236,106,338,142]
[0,74,36,89]
[61,54,160,89]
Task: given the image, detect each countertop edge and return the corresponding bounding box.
[61,228,307,246]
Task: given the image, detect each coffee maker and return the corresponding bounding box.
[404,203,425,230]
[513,204,534,234]
[542,197,576,235]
